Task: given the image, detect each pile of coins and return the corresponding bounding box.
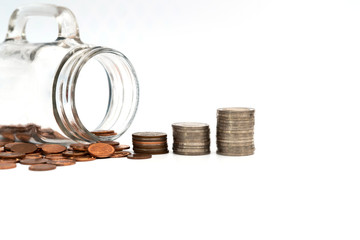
[172,122,210,155]
[132,132,169,154]
[0,140,146,171]
[216,107,255,156]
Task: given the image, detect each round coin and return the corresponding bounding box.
[20,158,48,165]
[91,130,115,135]
[88,143,115,158]
[10,143,37,154]
[127,153,152,160]
[47,159,76,166]
[0,152,25,159]
[110,151,131,158]
[0,162,16,170]
[97,141,120,146]
[41,144,66,154]
[70,143,89,151]
[62,150,88,157]
[29,164,57,171]
[132,132,167,138]
[73,155,97,162]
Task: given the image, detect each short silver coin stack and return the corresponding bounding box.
[172,122,210,155]
[216,107,255,156]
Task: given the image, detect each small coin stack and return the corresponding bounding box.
[132,132,169,154]
[172,122,210,155]
[216,107,255,156]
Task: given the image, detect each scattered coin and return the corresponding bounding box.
[0,152,25,159]
[47,159,76,166]
[70,143,89,151]
[88,143,115,158]
[45,154,67,160]
[127,153,152,160]
[10,143,37,154]
[29,164,57,171]
[114,145,130,151]
[110,151,131,158]
[20,158,48,165]
[62,150,87,157]
[41,144,66,154]
[97,141,120,146]
[0,162,16,170]
[91,130,115,135]
[73,155,97,162]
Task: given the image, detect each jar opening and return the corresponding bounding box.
[53,47,139,142]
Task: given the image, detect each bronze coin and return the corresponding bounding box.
[62,150,87,157]
[114,145,130,151]
[91,130,115,135]
[73,155,97,162]
[10,143,37,154]
[41,144,66,154]
[97,141,119,146]
[110,151,131,158]
[88,143,115,158]
[25,153,43,159]
[47,159,76,166]
[0,152,25,159]
[0,159,19,163]
[4,142,22,150]
[133,148,169,154]
[29,164,57,171]
[132,132,167,138]
[0,141,12,147]
[0,147,4,152]
[0,162,16,170]
[127,153,152,160]
[70,143,89,151]
[20,158,48,165]
[93,132,117,136]
[45,154,67,160]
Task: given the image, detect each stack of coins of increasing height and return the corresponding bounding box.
[172,122,210,155]
[132,132,169,154]
[216,107,255,156]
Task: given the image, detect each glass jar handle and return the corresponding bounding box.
[5,3,80,42]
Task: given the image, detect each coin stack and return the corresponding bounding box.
[132,132,169,154]
[216,107,255,156]
[172,122,210,155]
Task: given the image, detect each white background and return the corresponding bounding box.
[1,0,360,239]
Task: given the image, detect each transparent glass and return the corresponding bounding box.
[0,4,139,143]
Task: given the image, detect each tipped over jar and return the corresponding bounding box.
[0,4,139,143]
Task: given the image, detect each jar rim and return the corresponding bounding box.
[53,46,139,142]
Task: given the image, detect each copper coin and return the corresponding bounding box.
[127,153,152,159]
[97,141,119,146]
[45,154,67,160]
[41,144,66,154]
[0,159,19,163]
[25,153,43,159]
[70,143,89,151]
[4,142,22,150]
[114,145,130,151]
[93,132,117,136]
[110,151,131,158]
[132,132,167,138]
[0,162,16,170]
[10,143,37,154]
[29,164,57,171]
[20,158,48,165]
[0,152,25,159]
[0,147,4,152]
[88,143,115,158]
[73,155,97,162]
[47,159,76,166]
[62,150,87,157]
[0,141,12,147]
[91,130,115,134]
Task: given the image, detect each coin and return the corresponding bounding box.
[110,151,131,158]
[91,130,115,135]
[20,158,48,165]
[41,144,66,154]
[127,153,152,159]
[97,141,120,146]
[132,137,167,142]
[114,145,130,151]
[10,143,37,154]
[133,148,169,154]
[0,162,16,170]
[88,143,115,158]
[44,154,67,160]
[172,122,209,129]
[0,152,25,159]
[70,143,89,151]
[132,132,167,138]
[25,153,43,159]
[62,150,88,157]
[4,142,22,150]
[73,155,97,162]
[47,159,76,166]
[29,164,57,171]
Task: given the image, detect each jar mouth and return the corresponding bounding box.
[53,46,139,142]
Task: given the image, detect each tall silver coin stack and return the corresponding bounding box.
[216,107,255,156]
[172,122,210,155]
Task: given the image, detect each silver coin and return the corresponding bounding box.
[216,150,254,156]
[172,122,209,129]
[173,150,211,156]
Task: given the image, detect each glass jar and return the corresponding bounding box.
[0,4,139,143]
